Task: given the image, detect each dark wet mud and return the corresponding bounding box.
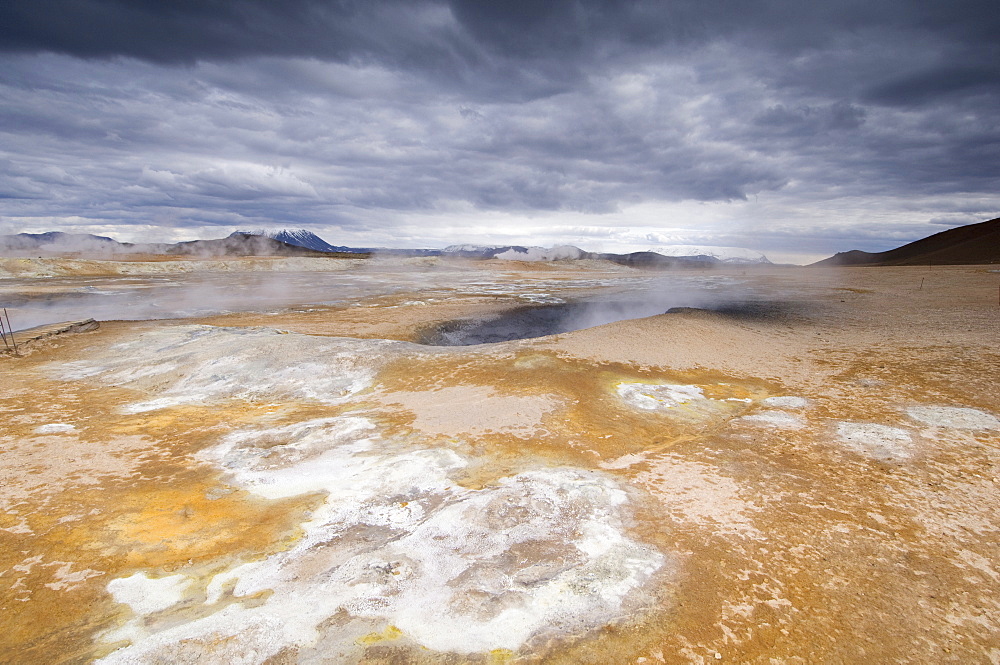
[419,298,815,345]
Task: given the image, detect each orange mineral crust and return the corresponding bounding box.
[2,262,999,664]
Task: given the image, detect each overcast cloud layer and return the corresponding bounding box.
[2,0,999,262]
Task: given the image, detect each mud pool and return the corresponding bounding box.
[417,297,813,345]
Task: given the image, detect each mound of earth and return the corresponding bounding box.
[813,216,1000,266]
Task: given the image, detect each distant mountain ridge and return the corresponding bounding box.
[652,244,771,264]
[9,220,999,265]
[812,217,1000,266]
[0,232,124,252]
[439,243,769,265]
[491,246,588,261]
[223,232,772,265]
[441,245,586,260]
[596,251,718,269]
[0,231,365,258]
[2,227,771,266]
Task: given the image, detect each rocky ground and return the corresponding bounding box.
[2,261,999,664]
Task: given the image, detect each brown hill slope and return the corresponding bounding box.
[812,217,1000,266]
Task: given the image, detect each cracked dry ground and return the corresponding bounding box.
[2,264,999,664]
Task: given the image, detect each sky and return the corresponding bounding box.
[1,0,999,264]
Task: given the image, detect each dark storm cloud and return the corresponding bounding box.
[3,1,994,51]
[6,0,999,100]
[1,0,999,253]
[1,0,365,63]
[865,66,1000,106]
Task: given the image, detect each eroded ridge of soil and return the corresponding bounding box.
[2,263,999,664]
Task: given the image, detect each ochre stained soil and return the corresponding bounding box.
[2,263,999,664]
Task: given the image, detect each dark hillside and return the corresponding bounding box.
[812,217,1000,266]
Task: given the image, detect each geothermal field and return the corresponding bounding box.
[2,256,1000,664]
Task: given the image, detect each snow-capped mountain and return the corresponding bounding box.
[441,244,511,257]
[239,229,359,253]
[493,245,587,261]
[653,245,771,264]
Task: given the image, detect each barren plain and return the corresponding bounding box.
[2,257,999,664]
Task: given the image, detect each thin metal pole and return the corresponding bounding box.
[0,313,9,351]
[3,308,16,354]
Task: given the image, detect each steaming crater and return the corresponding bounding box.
[417,297,808,346]
[417,300,672,345]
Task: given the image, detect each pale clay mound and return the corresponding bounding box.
[615,381,749,424]
[762,395,809,409]
[835,422,916,461]
[906,405,1000,430]
[736,410,805,429]
[382,385,562,437]
[616,382,706,410]
[58,325,385,412]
